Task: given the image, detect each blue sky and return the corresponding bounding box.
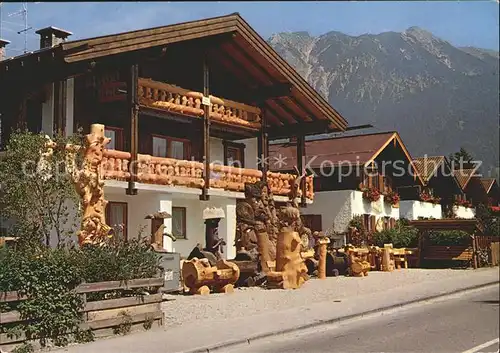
[0,1,498,57]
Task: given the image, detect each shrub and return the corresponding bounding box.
[372,221,419,248]
[428,230,470,246]
[0,239,160,347]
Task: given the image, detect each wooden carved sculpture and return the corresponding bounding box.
[235,182,278,272]
[203,207,226,261]
[182,258,240,295]
[345,245,371,277]
[145,211,176,252]
[267,228,309,289]
[317,236,330,279]
[72,124,112,246]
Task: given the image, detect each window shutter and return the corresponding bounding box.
[390,218,396,229]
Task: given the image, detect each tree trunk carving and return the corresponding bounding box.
[72,124,111,246]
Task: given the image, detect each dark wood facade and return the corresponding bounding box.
[0,14,348,201]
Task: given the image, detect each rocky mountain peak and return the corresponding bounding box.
[268,28,499,176]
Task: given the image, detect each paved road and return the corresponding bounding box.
[217,285,499,353]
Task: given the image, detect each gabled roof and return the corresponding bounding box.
[413,155,463,193]
[269,131,424,184]
[452,168,481,190]
[413,156,445,184]
[1,13,347,131]
[481,178,498,194]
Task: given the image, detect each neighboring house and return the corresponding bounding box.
[481,178,500,207]
[404,156,464,219]
[269,132,424,237]
[452,167,485,218]
[0,14,348,258]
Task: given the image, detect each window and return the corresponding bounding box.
[223,141,245,168]
[104,127,124,150]
[172,207,186,239]
[152,135,190,159]
[105,201,128,241]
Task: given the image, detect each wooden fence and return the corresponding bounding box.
[0,277,164,350]
[475,236,500,266]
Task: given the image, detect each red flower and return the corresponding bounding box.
[362,187,381,202]
[384,190,400,206]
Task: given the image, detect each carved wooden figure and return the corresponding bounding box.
[317,237,330,279]
[203,207,226,260]
[267,228,309,289]
[145,211,176,251]
[181,258,240,295]
[72,124,112,246]
[345,245,371,277]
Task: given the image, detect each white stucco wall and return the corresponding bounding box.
[399,201,443,220]
[302,190,400,234]
[454,206,475,219]
[302,190,352,233]
[236,137,258,170]
[105,186,237,259]
[209,137,224,164]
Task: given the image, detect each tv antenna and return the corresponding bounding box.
[8,2,32,54]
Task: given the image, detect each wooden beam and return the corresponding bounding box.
[267,120,335,139]
[200,54,211,201]
[297,133,307,207]
[126,64,139,196]
[258,107,269,181]
[249,83,292,103]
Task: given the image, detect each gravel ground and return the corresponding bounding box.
[161,269,479,327]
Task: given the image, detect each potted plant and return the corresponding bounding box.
[384,190,400,206]
[431,196,441,205]
[419,192,433,202]
[361,187,381,202]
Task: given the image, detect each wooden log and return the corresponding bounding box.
[381,248,394,272]
[266,228,308,289]
[181,258,240,295]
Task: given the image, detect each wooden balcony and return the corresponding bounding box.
[102,150,314,200]
[138,78,262,131]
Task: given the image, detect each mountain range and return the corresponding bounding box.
[268,27,499,177]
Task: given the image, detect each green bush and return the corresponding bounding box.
[0,239,161,347]
[428,230,470,246]
[0,246,83,348]
[372,222,419,248]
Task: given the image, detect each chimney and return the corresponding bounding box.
[0,39,10,61]
[35,26,72,49]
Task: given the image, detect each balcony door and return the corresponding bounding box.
[152,135,191,160]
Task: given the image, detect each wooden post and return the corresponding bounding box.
[472,233,478,269]
[53,79,66,136]
[297,133,307,207]
[200,55,210,201]
[258,107,269,181]
[317,237,330,279]
[127,64,139,196]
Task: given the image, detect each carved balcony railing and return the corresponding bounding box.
[138,78,262,130]
[101,150,314,200]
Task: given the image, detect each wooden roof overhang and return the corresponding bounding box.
[54,13,347,134]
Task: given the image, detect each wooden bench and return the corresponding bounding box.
[423,245,473,262]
